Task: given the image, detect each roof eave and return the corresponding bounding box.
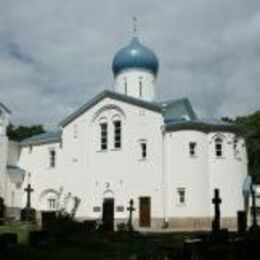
[21,138,60,147]
[165,122,243,134]
[0,103,11,114]
[59,90,162,127]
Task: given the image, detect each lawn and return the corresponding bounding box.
[0,224,187,259]
[0,222,37,244]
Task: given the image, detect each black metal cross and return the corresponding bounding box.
[127,199,135,231]
[24,183,34,208]
[212,188,221,232]
[249,181,259,231]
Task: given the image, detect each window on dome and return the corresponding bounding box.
[73,124,78,139]
[139,77,143,97]
[100,122,108,150]
[189,142,197,156]
[215,137,223,157]
[124,78,127,95]
[113,120,121,149]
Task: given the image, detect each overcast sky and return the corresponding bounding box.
[0,0,260,128]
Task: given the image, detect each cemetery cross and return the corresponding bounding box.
[250,181,259,231]
[127,199,135,231]
[212,188,221,232]
[25,183,34,208]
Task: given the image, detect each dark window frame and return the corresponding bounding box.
[139,77,143,97]
[49,150,56,168]
[113,120,121,149]
[189,142,197,156]
[215,138,223,157]
[177,188,186,204]
[100,122,108,150]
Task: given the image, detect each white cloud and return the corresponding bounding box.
[0,0,260,127]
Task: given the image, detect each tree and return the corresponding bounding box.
[7,124,45,141]
[223,111,260,183]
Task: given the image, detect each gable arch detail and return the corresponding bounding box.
[209,133,227,143]
[91,104,126,123]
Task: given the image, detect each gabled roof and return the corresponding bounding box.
[0,102,11,114]
[157,98,197,123]
[21,131,61,146]
[59,89,198,128]
[59,90,162,127]
[7,164,25,184]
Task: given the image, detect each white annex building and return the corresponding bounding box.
[0,35,248,230]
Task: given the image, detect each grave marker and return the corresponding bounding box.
[237,211,247,233]
[20,183,36,222]
[249,182,259,232]
[127,199,135,231]
[25,183,34,208]
[0,197,5,225]
[212,189,221,232]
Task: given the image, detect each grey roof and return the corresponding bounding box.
[21,131,61,146]
[59,90,197,127]
[165,118,242,134]
[158,98,197,123]
[20,90,241,146]
[7,164,25,184]
[7,164,25,173]
[0,102,11,114]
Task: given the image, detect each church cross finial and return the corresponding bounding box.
[132,16,138,38]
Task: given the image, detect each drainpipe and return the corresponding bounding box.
[161,104,168,228]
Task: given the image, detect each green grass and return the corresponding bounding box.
[0,222,37,244]
[0,223,187,259]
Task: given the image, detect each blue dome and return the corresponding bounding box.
[112,37,159,77]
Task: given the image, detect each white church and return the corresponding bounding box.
[0,34,248,230]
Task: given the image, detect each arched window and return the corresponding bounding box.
[113,119,121,149]
[39,189,59,211]
[100,121,108,150]
[215,137,223,157]
[93,106,125,151]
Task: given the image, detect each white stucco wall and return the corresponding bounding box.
[19,142,63,211]
[0,108,9,199]
[18,97,248,225]
[19,97,165,221]
[164,130,247,219]
[165,130,210,218]
[0,135,8,199]
[115,69,156,101]
[208,133,247,217]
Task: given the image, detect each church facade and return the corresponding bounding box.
[1,36,248,229]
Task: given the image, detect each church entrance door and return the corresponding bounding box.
[139,197,151,227]
[41,211,56,231]
[102,198,114,231]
